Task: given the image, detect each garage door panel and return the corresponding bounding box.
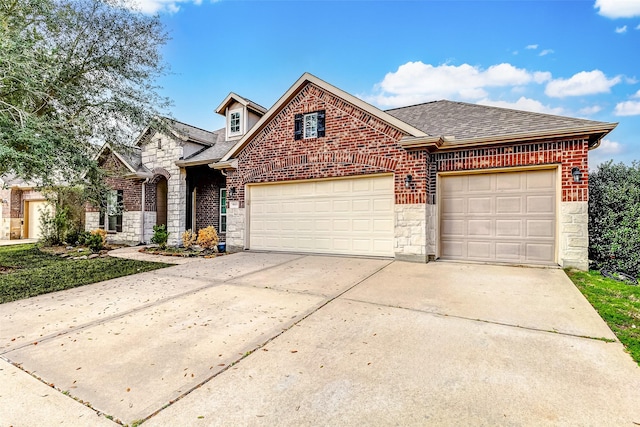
[526,195,554,213]
[467,241,492,259]
[527,219,554,238]
[496,220,522,237]
[249,176,394,257]
[468,198,491,213]
[496,242,522,259]
[469,175,492,191]
[496,196,522,213]
[468,219,491,236]
[440,170,556,265]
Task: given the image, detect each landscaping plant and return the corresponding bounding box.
[196,226,219,250]
[151,224,169,249]
[589,161,640,279]
[181,229,197,249]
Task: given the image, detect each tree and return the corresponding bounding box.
[0,0,170,189]
[589,161,640,278]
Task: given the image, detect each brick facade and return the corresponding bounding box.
[227,82,427,206]
[430,138,589,203]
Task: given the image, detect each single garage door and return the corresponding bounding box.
[440,169,556,265]
[248,175,394,257]
[27,200,53,239]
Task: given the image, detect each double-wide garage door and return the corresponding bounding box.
[440,169,556,265]
[248,175,394,257]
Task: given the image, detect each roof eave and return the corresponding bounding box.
[176,158,222,168]
[209,159,237,170]
[400,123,618,151]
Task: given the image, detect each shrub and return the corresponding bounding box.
[39,206,69,246]
[76,231,91,246]
[86,229,106,253]
[181,229,197,249]
[196,226,219,250]
[589,160,640,278]
[151,224,169,249]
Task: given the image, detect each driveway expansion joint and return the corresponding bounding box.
[341,296,620,343]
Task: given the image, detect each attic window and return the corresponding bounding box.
[229,109,242,135]
[294,110,325,140]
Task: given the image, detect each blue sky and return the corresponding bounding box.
[135,0,640,168]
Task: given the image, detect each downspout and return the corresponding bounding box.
[140,178,149,244]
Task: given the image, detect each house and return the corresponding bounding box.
[90,72,615,270]
[210,73,616,270]
[0,175,51,240]
[86,94,266,245]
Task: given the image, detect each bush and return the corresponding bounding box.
[86,229,106,253]
[39,207,69,246]
[196,226,219,250]
[151,224,169,249]
[76,231,91,246]
[589,161,640,278]
[181,229,197,249]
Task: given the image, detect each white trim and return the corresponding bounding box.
[228,108,243,138]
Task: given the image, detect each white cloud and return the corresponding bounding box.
[125,0,203,14]
[637,23,640,29]
[478,97,565,115]
[615,25,628,33]
[595,0,640,18]
[539,49,554,56]
[597,139,623,154]
[545,70,621,97]
[578,105,603,115]
[366,61,550,108]
[633,89,640,98]
[526,44,539,50]
[614,100,640,115]
[589,138,624,170]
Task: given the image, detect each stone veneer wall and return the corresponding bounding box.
[394,204,427,262]
[226,207,245,252]
[559,201,588,270]
[141,134,187,246]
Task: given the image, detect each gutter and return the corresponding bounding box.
[209,159,238,170]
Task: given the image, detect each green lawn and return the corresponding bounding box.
[567,269,640,365]
[0,244,171,303]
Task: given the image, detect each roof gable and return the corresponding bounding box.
[219,73,428,162]
[134,117,217,147]
[215,92,268,116]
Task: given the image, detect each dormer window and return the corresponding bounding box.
[229,109,242,136]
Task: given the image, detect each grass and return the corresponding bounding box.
[566,269,640,365]
[0,244,171,303]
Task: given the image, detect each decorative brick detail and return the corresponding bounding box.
[430,139,589,202]
[228,82,427,205]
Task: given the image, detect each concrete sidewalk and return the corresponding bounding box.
[0,238,37,246]
[2,253,639,426]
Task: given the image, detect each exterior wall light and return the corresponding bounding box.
[404,174,413,189]
[229,187,237,196]
[571,167,582,183]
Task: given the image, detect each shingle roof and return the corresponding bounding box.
[166,119,218,146]
[178,129,236,165]
[385,100,614,141]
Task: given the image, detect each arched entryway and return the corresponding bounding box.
[155,176,168,227]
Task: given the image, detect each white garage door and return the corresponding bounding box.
[27,200,53,239]
[249,175,394,257]
[440,169,556,265]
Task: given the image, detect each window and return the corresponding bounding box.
[220,188,227,233]
[99,190,123,232]
[294,110,325,140]
[229,110,241,135]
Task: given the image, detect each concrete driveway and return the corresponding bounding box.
[1,253,639,426]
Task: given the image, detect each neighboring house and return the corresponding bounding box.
[0,175,51,240]
[211,73,616,270]
[86,94,266,245]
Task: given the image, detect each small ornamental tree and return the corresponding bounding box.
[589,160,640,278]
